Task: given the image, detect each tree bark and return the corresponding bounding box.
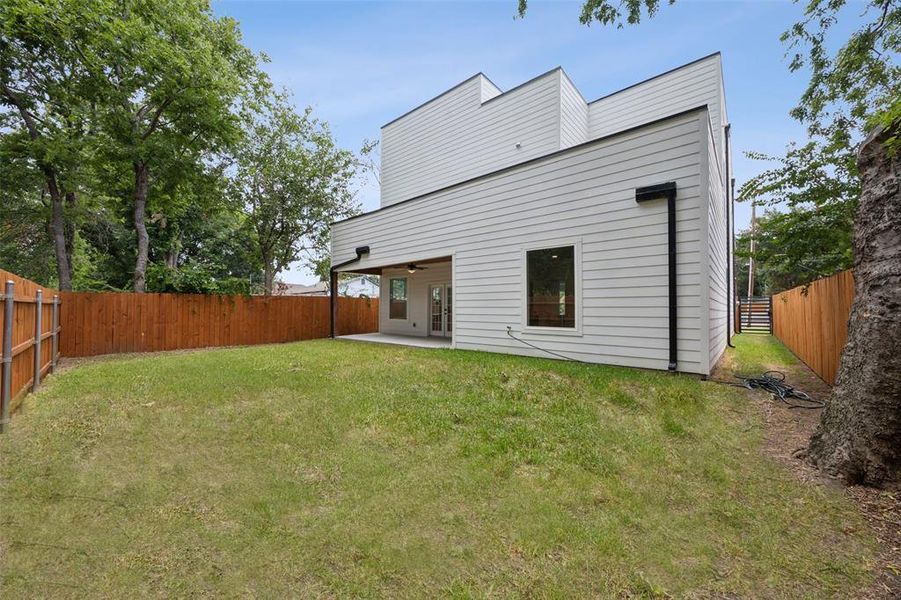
[133,161,151,293]
[1,85,74,290]
[807,126,901,487]
[262,259,275,296]
[48,177,73,291]
[64,191,77,275]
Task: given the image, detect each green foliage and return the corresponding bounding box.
[0,133,55,283]
[231,92,371,294]
[782,0,900,149]
[740,141,859,210]
[517,0,674,27]
[145,262,252,295]
[738,141,857,289]
[90,0,264,174]
[738,0,897,285]
[735,204,853,295]
[0,0,282,293]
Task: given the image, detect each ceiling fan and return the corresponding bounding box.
[406,263,429,274]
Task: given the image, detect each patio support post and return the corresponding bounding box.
[32,289,42,393]
[1,280,13,433]
[329,246,370,339]
[329,269,338,338]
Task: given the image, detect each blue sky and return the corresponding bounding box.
[214,0,854,284]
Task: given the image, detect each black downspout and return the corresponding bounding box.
[666,191,677,371]
[725,124,736,348]
[329,245,371,338]
[731,176,737,329]
[636,182,679,371]
[329,269,339,339]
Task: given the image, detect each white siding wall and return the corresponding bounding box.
[379,262,452,337]
[481,75,502,103]
[589,54,725,175]
[334,110,710,374]
[380,72,562,206]
[559,71,588,149]
[703,116,729,370]
[380,54,726,209]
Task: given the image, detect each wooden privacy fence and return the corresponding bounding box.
[59,292,379,357]
[0,269,61,431]
[772,270,855,385]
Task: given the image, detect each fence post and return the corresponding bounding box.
[1,280,13,433]
[51,294,59,373]
[768,295,774,335]
[32,289,42,393]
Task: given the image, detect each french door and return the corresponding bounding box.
[429,284,453,338]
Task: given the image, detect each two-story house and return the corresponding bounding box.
[330,53,733,375]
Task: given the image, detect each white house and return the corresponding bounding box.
[330,53,734,375]
[276,275,379,298]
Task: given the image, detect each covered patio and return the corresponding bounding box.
[330,251,454,344]
[338,332,452,349]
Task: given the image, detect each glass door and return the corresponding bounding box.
[429,284,452,337]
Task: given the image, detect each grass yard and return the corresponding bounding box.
[0,336,875,597]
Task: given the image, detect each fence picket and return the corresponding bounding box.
[56,291,378,358]
[771,270,854,385]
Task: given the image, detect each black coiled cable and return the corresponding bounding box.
[731,370,825,409]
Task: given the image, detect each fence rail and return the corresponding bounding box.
[59,292,378,358]
[0,269,61,431]
[772,270,854,385]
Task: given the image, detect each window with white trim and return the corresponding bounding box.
[389,278,408,319]
[526,245,575,328]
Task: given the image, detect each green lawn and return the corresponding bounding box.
[0,337,874,597]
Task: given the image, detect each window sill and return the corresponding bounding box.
[521,326,583,337]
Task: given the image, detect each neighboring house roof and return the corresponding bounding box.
[274,281,329,296]
[274,276,379,298]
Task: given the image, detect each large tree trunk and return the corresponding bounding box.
[133,162,151,293]
[48,176,73,291]
[807,126,901,487]
[64,191,77,275]
[1,85,73,290]
[262,260,275,296]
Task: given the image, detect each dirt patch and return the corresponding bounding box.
[712,345,900,598]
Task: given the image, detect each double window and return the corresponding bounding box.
[389,277,408,319]
[525,244,577,329]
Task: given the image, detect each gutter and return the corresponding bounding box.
[725,124,735,348]
[635,182,679,371]
[330,245,370,338]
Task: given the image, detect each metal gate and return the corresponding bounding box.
[737,296,772,334]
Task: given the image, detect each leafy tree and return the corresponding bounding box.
[0,135,55,283]
[519,0,901,486]
[87,0,264,292]
[736,142,857,296]
[231,93,368,295]
[735,205,853,295]
[1,0,267,295]
[144,202,262,294]
[0,0,101,289]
